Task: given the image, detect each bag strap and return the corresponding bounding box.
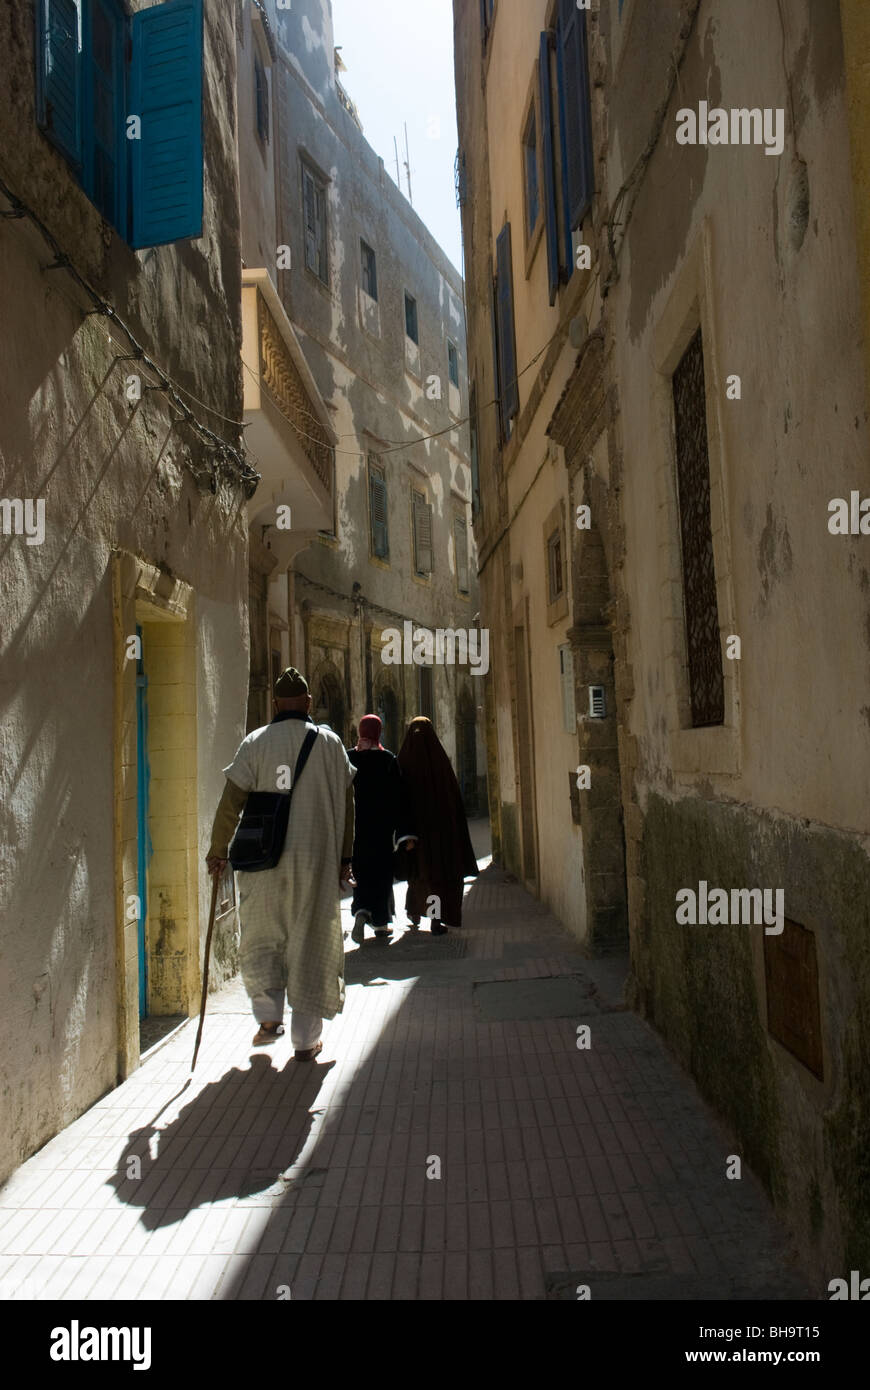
[290,724,319,789]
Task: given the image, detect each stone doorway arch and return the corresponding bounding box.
[311,660,347,743]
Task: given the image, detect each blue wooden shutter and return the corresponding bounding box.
[36,0,82,166]
[495,222,519,431]
[558,0,594,232]
[539,31,559,305]
[129,0,204,249]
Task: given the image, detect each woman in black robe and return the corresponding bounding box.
[347,714,416,940]
[396,717,479,935]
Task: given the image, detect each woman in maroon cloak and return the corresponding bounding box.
[396,716,479,935]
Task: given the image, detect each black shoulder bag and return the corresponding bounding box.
[228,725,319,873]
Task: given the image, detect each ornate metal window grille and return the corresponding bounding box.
[672,328,724,727]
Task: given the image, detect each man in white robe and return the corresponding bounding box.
[206,668,356,1059]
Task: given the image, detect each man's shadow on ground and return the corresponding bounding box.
[107,1052,333,1231]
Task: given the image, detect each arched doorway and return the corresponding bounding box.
[312,663,346,743]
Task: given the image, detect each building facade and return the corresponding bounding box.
[456,0,870,1280]
[0,0,251,1181]
[238,0,485,806]
[454,0,618,942]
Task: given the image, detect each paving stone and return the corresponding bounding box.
[0,834,812,1301]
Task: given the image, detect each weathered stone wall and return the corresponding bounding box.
[599,0,870,1278]
[0,1,249,1180]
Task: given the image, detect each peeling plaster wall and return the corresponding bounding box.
[602,0,870,1277]
[0,1,248,1180]
[263,0,483,785]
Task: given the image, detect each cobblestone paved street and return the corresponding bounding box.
[0,825,811,1301]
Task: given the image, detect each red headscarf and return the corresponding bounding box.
[355,714,384,751]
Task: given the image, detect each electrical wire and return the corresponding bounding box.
[0,174,259,489]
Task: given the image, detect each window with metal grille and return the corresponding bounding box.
[672,327,725,727]
[368,457,389,559]
[454,515,469,593]
[405,292,419,344]
[302,163,328,284]
[589,685,606,718]
[361,238,378,301]
[254,54,269,145]
[412,489,433,576]
[547,529,564,602]
[448,339,460,388]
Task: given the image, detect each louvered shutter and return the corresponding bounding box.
[489,265,502,445]
[455,516,469,592]
[369,463,389,558]
[539,31,559,305]
[315,183,327,281]
[558,0,594,232]
[495,222,519,430]
[130,0,204,249]
[303,168,317,272]
[37,0,82,166]
[413,491,433,575]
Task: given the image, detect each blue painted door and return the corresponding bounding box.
[135,625,151,1018]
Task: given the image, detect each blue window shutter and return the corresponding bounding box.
[539,31,559,306]
[129,0,204,249]
[496,222,519,431]
[489,262,502,444]
[36,0,82,166]
[558,0,594,233]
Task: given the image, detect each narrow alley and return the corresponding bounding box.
[0,826,808,1303]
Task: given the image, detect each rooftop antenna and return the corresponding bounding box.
[394,134,401,188]
[404,122,413,206]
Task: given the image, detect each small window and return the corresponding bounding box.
[454,515,469,593]
[361,238,378,301]
[302,162,328,284]
[254,54,269,145]
[523,105,539,237]
[412,489,433,576]
[448,339,460,388]
[405,292,419,344]
[547,529,564,602]
[368,457,389,559]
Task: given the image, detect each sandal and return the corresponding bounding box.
[252,1022,285,1045]
[294,1040,324,1062]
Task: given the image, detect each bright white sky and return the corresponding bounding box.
[331,0,463,276]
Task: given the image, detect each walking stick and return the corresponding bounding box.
[190,872,221,1074]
